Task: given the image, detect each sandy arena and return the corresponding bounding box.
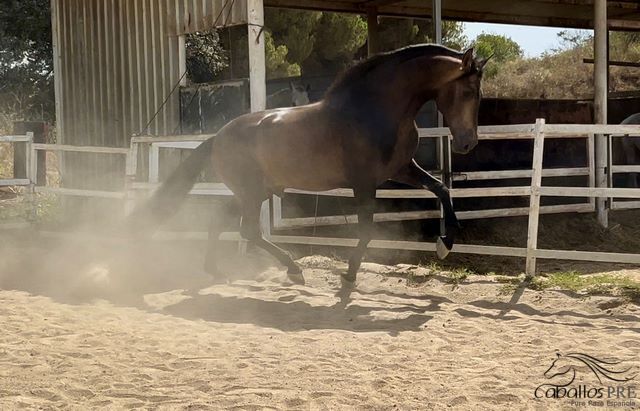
[1,238,638,410]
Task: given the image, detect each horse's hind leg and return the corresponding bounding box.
[391,159,459,259]
[343,188,376,285]
[239,198,305,285]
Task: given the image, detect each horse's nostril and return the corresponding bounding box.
[463,144,470,151]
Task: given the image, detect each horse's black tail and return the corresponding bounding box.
[125,138,214,235]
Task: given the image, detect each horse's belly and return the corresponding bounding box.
[256,132,348,191]
[261,149,348,191]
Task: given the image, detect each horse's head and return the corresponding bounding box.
[289,81,311,106]
[435,48,489,154]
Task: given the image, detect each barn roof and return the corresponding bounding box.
[264,0,640,31]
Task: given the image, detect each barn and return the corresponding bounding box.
[41,0,640,275]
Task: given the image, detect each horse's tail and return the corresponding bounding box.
[125,138,214,234]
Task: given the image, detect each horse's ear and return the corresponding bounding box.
[477,53,494,71]
[461,48,474,72]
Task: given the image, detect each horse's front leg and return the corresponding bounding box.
[391,159,459,259]
[343,187,376,285]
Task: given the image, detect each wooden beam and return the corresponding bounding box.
[366,8,379,56]
[248,0,266,112]
[594,0,609,228]
[525,119,545,277]
[584,58,640,68]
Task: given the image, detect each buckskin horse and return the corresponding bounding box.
[128,44,488,286]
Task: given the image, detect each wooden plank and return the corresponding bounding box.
[539,186,640,199]
[611,201,640,210]
[148,144,160,184]
[35,187,126,199]
[0,135,31,142]
[611,165,640,173]
[366,8,379,56]
[247,0,266,112]
[0,179,32,187]
[525,119,545,277]
[118,0,129,146]
[150,0,160,134]
[50,0,64,148]
[131,133,215,143]
[32,144,129,155]
[275,203,594,230]
[535,249,640,265]
[178,35,187,87]
[588,133,596,209]
[418,124,535,138]
[284,186,532,199]
[152,141,202,149]
[452,167,590,181]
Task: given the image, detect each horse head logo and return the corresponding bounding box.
[544,352,636,386]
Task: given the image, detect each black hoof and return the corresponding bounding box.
[436,236,453,260]
[287,266,305,285]
[287,264,302,275]
[341,272,356,284]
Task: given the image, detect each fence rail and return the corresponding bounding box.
[3,120,640,276]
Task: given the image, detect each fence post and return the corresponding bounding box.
[25,132,37,223]
[525,119,545,277]
[124,139,139,216]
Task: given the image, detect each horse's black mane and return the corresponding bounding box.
[325,43,464,99]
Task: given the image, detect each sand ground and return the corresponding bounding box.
[1,240,639,410]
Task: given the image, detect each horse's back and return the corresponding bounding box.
[211,103,349,193]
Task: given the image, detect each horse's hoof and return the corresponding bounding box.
[287,265,302,275]
[436,236,452,260]
[341,272,356,284]
[287,266,305,285]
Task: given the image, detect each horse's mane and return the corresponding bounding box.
[324,43,464,101]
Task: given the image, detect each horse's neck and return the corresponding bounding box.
[376,55,463,123]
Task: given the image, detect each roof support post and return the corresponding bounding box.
[594,0,609,228]
[367,8,379,57]
[247,0,266,113]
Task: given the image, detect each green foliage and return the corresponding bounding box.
[185,31,228,83]
[264,31,301,79]
[265,9,321,64]
[376,18,467,53]
[299,12,368,75]
[472,33,523,78]
[0,0,54,120]
[532,271,640,301]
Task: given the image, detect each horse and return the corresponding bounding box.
[127,44,488,286]
[266,81,310,108]
[621,112,640,188]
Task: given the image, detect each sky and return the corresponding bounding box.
[463,22,577,57]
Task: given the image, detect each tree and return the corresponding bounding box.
[376,18,467,52]
[185,31,228,83]
[472,33,522,78]
[265,10,368,76]
[0,0,54,120]
[264,31,301,79]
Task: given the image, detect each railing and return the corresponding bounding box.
[0,133,35,229]
[4,120,640,276]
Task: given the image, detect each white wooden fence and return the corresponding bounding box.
[3,120,640,276]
